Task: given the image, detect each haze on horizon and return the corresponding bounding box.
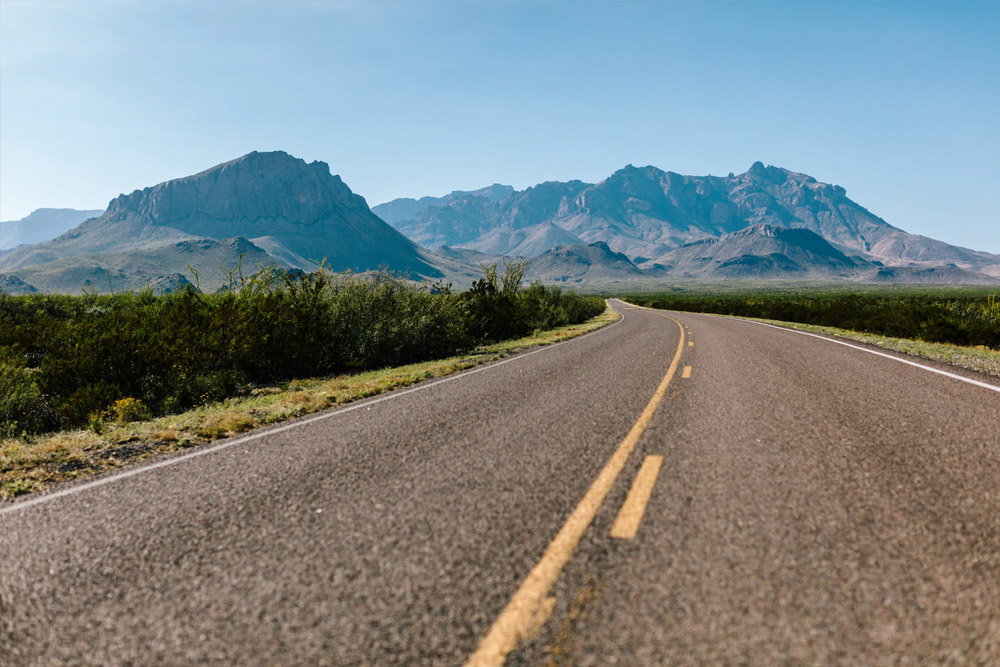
[1,0,998,253]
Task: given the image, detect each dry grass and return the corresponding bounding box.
[1,304,619,501]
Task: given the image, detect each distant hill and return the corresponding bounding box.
[372,184,514,225]
[465,221,584,257]
[1,152,442,293]
[633,225,997,284]
[9,237,274,294]
[0,274,38,295]
[0,208,104,250]
[858,264,1000,285]
[525,242,645,283]
[385,162,1000,277]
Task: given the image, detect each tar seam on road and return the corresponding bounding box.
[0,306,626,518]
[465,310,686,667]
[609,455,665,539]
[744,320,1000,395]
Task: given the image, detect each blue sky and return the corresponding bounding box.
[1,0,998,252]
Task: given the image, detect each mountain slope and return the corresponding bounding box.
[464,221,584,257]
[525,242,645,283]
[641,224,866,279]
[7,237,274,294]
[0,208,104,251]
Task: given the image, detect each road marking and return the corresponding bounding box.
[609,455,664,539]
[682,366,692,379]
[521,596,557,639]
[466,312,685,666]
[0,306,630,518]
[744,320,1000,395]
[688,341,694,347]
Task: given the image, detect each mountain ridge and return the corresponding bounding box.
[372,183,514,225]
[376,162,999,273]
[3,153,996,293]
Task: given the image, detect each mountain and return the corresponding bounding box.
[465,221,584,257]
[385,163,1000,275]
[858,265,1000,285]
[0,208,104,250]
[634,224,998,283]
[393,180,590,253]
[6,155,995,293]
[0,151,441,292]
[393,195,502,248]
[525,241,645,283]
[641,224,868,279]
[372,183,514,225]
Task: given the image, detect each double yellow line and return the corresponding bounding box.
[466,309,686,666]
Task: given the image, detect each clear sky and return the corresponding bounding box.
[1,0,998,252]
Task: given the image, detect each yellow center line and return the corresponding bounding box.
[688,341,694,347]
[465,311,686,666]
[609,455,664,539]
[682,366,692,379]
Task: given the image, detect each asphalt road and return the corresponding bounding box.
[2,300,998,665]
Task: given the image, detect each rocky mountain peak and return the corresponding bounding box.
[744,161,789,184]
[105,150,368,226]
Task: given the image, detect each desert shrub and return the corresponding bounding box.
[0,265,602,432]
[0,351,60,437]
[462,261,529,342]
[107,397,152,423]
[462,261,604,342]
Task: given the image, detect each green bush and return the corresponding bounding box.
[0,352,60,438]
[0,266,603,435]
[462,261,604,343]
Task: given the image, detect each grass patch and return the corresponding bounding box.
[0,304,618,501]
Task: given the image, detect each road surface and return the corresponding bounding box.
[2,300,998,665]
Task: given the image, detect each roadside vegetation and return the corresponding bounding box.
[0,262,604,444]
[0,304,616,500]
[622,289,1000,349]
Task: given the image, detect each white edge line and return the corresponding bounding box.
[1,305,626,517]
[735,318,1000,394]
